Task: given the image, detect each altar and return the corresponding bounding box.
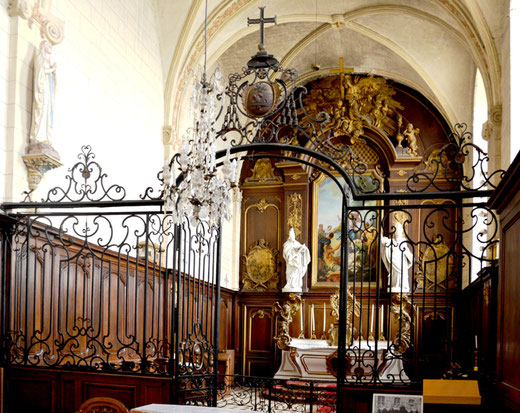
[274,338,389,381]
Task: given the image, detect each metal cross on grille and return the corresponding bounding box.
[247,6,277,51]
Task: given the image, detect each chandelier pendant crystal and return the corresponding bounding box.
[163,69,238,227]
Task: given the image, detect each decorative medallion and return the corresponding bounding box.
[242,239,279,291]
[242,82,279,117]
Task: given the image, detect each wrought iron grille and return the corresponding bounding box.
[0,131,501,411]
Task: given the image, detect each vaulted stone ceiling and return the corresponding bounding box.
[153,0,508,143]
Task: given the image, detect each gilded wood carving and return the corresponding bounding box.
[303,75,403,141]
[242,239,279,291]
[273,293,302,350]
[245,158,282,185]
[302,74,422,158]
[287,193,303,241]
[417,236,455,291]
[390,293,412,354]
[328,287,360,346]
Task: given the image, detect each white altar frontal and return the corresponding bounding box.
[274,338,398,381]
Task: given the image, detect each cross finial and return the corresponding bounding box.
[247,6,277,51]
[330,58,354,99]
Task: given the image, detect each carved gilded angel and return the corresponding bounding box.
[403,123,420,156]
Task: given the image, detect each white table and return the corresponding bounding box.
[131,404,255,413]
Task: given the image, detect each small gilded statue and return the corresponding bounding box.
[403,123,420,157]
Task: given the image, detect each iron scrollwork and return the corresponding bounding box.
[40,145,127,202]
[407,123,506,192]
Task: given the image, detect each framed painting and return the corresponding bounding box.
[311,173,380,288]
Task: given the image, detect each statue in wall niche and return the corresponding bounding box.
[30,40,57,145]
[282,228,311,293]
[381,222,413,293]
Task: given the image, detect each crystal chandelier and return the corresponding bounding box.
[163,71,238,226]
[162,0,238,227]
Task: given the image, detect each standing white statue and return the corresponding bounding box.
[381,222,413,293]
[282,228,311,293]
[30,40,57,144]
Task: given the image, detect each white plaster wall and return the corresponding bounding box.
[2,0,164,203]
[0,0,9,203]
[500,7,510,171]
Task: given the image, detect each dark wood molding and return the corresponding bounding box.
[488,151,520,412]
[488,150,520,214]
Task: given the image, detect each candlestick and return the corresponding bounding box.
[321,303,327,339]
[475,334,478,350]
[368,304,375,341]
[299,305,304,338]
[379,305,386,341]
[311,304,316,338]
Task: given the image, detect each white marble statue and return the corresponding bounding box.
[381,222,413,293]
[30,40,57,144]
[282,228,311,293]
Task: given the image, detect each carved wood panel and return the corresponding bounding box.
[242,305,275,376]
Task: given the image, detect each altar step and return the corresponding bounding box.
[217,380,338,412]
[266,380,337,412]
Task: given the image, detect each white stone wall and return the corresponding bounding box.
[0,0,9,202]
[1,0,164,203]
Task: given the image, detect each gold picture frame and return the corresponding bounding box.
[311,173,381,288]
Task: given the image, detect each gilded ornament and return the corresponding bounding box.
[245,158,281,184]
[303,73,404,146]
[425,148,451,174]
[287,193,303,241]
[418,236,454,290]
[22,150,62,192]
[273,293,302,350]
[252,199,272,213]
[252,309,270,319]
[403,123,420,157]
[242,239,279,291]
[328,287,360,346]
[390,293,412,354]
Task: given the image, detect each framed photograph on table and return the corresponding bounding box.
[311,173,380,288]
[372,394,423,413]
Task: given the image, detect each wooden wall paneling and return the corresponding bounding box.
[499,213,520,408]
[218,289,235,350]
[242,193,282,254]
[62,376,76,413]
[7,370,57,413]
[488,151,520,411]
[82,381,137,409]
[6,367,173,412]
[241,304,276,377]
[240,185,283,291]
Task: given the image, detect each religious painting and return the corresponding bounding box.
[311,174,379,288]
